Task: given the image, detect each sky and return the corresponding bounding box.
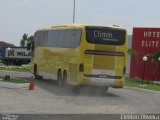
[0,0,160,46]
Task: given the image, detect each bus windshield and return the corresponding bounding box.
[86,26,126,45]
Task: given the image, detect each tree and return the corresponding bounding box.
[27,35,34,43]
[20,33,28,47]
[127,48,137,56]
[27,35,34,50]
[150,51,160,81]
[152,51,160,63]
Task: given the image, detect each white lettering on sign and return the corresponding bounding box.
[94,30,113,39]
[6,48,31,59]
[144,31,160,38]
[142,31,160,48]
[17,51,31,56]
[141,40,160,47]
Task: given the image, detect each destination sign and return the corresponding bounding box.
[86,26,126,45]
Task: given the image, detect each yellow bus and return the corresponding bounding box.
[31,24,128,90]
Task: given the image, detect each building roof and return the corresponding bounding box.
[0,41,14,46]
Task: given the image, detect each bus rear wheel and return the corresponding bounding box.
[62,71,67,86]
[57,70,62,85]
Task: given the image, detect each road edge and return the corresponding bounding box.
[124,86,160,94]
[0,81,29,89]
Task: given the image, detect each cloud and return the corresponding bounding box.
[15,0,39,7]
[22,0,31,6]
[16,0,52,8]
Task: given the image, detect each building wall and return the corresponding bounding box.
[130,28,160,81]
[0,41,14,59]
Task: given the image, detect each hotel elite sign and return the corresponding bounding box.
[130,28,160,80]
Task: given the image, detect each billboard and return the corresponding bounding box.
[130,28,160,80]
[5,47,31,59]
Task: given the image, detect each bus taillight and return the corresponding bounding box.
[79,63,84,73]
[123,66,126,75]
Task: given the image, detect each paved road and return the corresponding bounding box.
[0,70,160,114]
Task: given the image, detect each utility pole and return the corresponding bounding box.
[73,0,75,23]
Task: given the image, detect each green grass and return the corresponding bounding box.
[0,65,30,72]
[125,77,160,91]
[0,78,29,84]
[9,78,29,84]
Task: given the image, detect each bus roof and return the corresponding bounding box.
[36,23,126,32]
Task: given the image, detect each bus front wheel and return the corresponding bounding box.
[34,65,38,79]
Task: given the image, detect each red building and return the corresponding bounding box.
[130,28,160,81]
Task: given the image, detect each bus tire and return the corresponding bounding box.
[62,71,67,86]
[57,70,62,85]
[34,65,38,79]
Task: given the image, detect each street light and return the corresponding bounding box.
[142,56,147,85]
[7,47,11,67]
[73,0,76,23]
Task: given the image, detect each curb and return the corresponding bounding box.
[124,86,160,95]
[0,81,29,89]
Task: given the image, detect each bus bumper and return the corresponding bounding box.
[83,74,124,88]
